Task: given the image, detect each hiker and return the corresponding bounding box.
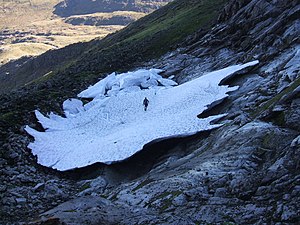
[143,97,149,111]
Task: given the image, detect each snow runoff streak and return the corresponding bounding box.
[25,61,258,171]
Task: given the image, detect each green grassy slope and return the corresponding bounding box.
[66,0,227,78]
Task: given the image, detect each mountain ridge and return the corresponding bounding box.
[54,0,172,17]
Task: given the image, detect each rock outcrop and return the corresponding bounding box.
[54,0,173,17]
[64,11,146,26]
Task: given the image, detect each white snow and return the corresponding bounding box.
[77,68,176,99]
[25,61,258,171]
[63,98,84,118]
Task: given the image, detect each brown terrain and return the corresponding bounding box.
[0,0,170,66]
[0,0,126,65]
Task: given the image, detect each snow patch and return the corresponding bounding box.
[25,61,258,171]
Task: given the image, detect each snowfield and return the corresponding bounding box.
[25,61,258,171]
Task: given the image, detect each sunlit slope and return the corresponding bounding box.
[0,0,123,65]
[0,0,60,29]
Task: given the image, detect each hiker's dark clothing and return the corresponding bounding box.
[143,98,149,111]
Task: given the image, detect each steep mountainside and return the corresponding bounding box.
[0,0,299,224]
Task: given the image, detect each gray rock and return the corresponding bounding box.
[214,188,228,198]
[172,194,187,206]
[15,197,27,204]
[0,158,7,166]
[35,196,158,225]
[77,176,107,196]
[0,185,7,193]
[291,185,300,196]
[281,204,298,221]
[2,197,16,206]
[33,183,45,192]
[90,176,107,189]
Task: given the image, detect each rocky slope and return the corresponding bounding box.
[64,11,146,26]
[0,0,300,224]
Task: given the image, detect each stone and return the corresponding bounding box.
[15,198,27,204]
[14,174,33,183]
[291,185,300,196]
[291,135,300,147]
[172,194,187,206]
[0,185,7,193]
[90,176,107,189]
[77,176,107,196]
[0,158,7,166]
[281,205,298,221]
[2,197,16,206]
[214,188,228,198]
[33,183,45,192]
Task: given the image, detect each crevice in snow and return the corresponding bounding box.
[25,61,259,171]
[198,97,229,119]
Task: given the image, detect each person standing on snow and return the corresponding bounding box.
[143,97,149,111]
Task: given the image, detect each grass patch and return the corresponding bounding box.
[100,0,227,58]
[262,132,274,148]
[132,178,154,192]
[99,194,108,199]
[0,112,16,124]
[123,0,224,56]
[57,0,227,80]
[109,193,119,201]
[272,111,286,126]
[26,71,54,85]
[63,209,77,213]
[252,76,300,117]
[144,190,182,212]
[158,190,181,212]
[78,182,91,192]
